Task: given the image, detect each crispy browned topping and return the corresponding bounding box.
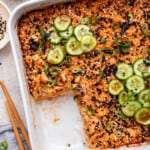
[18,0,150,149]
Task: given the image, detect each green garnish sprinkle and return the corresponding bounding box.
[147,48,150,54]
[116,130,122,137]
[101,38,107,44]
[100,71,105,78]
[72,67,81,74]
[44,64,49,76]
[0,141,8,150]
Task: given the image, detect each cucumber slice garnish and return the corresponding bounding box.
[121,101,141,117]
[54,15,71,31]
[74,25,92,41]
[66,37,83,55]
[126,75,145,94]
[48,31,61,44]
[116,63,133,80]
[119,91,129,105]
[47,45,64,64]
[46,26,61,44]
[138,89,150,107]
[81,35,97,53]
[59,26,73,39]
[135,107,150,125]
[119,91,136,105]
[133,58,150,77]
[109,79,124,95]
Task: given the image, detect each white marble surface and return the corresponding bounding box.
[0,0,28,126]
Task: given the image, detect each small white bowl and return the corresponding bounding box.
[0,1,10,49]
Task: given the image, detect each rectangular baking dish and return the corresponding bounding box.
[8,0,150,150]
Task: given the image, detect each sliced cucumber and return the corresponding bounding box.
[126,75,145,94]
[66,37,83,55]
[116,63,133,80]
[121,101,141,117]
[47,45,64,64]
[135,107,150,125]
[54,15,71,31]
[133,58,150,77]
[108,79,124,95]
[46,26,61,44]
[48,30,61,44]
[81,35,97,53]
[59,26,73,39]
[119,91,129,105]
[119,91,136,105]
[74,25,92,41]
[138,89,150,107]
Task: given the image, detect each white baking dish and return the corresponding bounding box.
[8,0,150,150]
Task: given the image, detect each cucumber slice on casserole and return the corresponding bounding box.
[133,58,150,77]
[46,26,61,44]
[66,37,83,55]
[121,101,141,117]
[138,89,150,107]
[126,75,145,94]
[116,63,133,80]
[119,91,129,105]
[59,26,73,39]
[54,15,71,31]
[81,35,97,53]
[109,79,124,95]
[47,45,64,64]
[135,107,150,125]
[74,24,92,41]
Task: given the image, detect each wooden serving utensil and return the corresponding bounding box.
[0,80,32,150]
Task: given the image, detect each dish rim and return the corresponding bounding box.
[8,0,150,149]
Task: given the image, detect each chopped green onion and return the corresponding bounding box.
[141,23,149,37]
[65,56,70,67]
[119,48,130,54]
[86,106,97,116]
[45,78,57,88]
[50,66,59,72]
[105,121,115,132]
[72,67,81,74]
[39,28,46,40]
[38,42,45,54]
[49,66,59,77]
[44,64,49,76]
[90,15,98,25]
[101,38,107,44]
[101,48,114,55]
[100,71,105,78]
[114,37,131,48]
[114,110,126,119]
[116,130,122,137]
[91,109,97,116]
[81,17,90,25]
[111,22,120,30]
[38,49,44,54]
[147,48,150,54]
[128,13,134,19]
[0,141,8,150]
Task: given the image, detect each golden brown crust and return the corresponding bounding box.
[18,0,150,149]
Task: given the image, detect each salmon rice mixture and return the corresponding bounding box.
[18,0,150,149]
